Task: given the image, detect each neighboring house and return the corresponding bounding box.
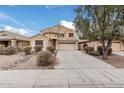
[78,40,124,51]
[78,26,124,52]
[0,31,30,50]
[30,25,79,50]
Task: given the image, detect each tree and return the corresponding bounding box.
[74,5,124,59]
[74,6,90,40]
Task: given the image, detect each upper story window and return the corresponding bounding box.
[59,33,64,38]
[69,33,74,37]
[35,40,43,45]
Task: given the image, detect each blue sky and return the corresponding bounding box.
[0,5,77,36]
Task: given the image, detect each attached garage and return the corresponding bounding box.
[59,44,76,50]
[111,41,121,51]
[58,40,77,50]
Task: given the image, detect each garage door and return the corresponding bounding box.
[111,41,120,51]
[59,44,76,50]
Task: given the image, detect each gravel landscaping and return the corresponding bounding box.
[95,54,124,68]
[0,52,60,70]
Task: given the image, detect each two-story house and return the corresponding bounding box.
[30,24,79,50]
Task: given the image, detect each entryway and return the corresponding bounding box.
[0,41,10,47]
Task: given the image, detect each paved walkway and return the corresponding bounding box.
[0,50,124,88]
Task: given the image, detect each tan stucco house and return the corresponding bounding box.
[30,25,79,50]
[78,40,124,52]
[0,31,30,50]
[1,25,124,52]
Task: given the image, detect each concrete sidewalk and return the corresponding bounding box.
[0,69,124,88]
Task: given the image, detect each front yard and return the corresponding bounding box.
[0,50,115,70]
[83,45,124,68]
[96,54,124,68]
[0,52,59,70]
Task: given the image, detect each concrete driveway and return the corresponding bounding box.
[113,51,124,56]
[1,50,124,88]
[56,50,114,69]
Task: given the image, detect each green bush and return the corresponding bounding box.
[84,46,94,53]
[97,46,112,55]
[97,46,103,55]
[23,46,32,55]
[34,45,42,53]
[36,51,56,66]
[3,46,17,55]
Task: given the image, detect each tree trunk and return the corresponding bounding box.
[102,39,112,60]
[102,48,109,60]
[101,40,106,59]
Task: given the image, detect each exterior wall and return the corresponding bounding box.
[44,33,58,39]
[75,42,78,50]
[78,43,86,51]
[8,41,11,46]
[120,41,124,51]
[30,34,48,51]
[42,25,78,41]
[30,25,79,50]
[17,41,30,50]
[11,40,17,47]
[79,40,123,52]
[56,40,59,50]
[58,31,77,41]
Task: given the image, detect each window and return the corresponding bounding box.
[59,33,64,38]
[35,40,43,45]
[69,33,74,37]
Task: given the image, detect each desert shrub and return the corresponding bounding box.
[84,46,94,53]
[87,50,99,56]
[34,45,42,53]
[97,46,112,55]
[36,51,56,66]
[92,50,99,56]
[3,46,17,55]
[23,46,32,55]
[0,45,5,54]
[46,46,57,56]
[97,46,103,55]
[87,51,94,55]
[46,46,56,53]
[17,48,23,51]
[83,43,88,50]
